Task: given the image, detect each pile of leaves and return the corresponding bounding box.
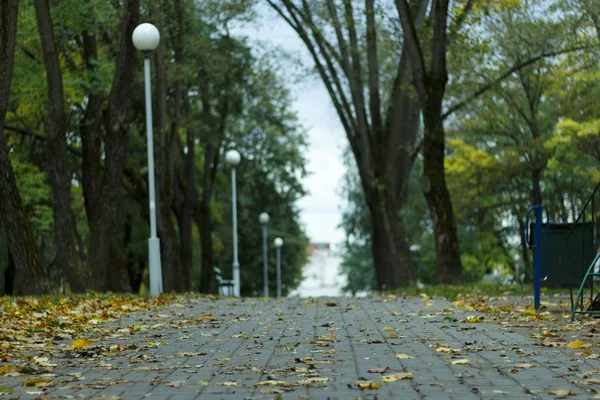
[0,294,175,362]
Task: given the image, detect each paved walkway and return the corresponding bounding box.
[2,296,600,399]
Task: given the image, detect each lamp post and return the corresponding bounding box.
[259,213,270,297]
[132,23,162,297]
[274,237,283,298]
[225,149,241,297]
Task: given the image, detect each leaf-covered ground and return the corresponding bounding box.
[1,293,600,399]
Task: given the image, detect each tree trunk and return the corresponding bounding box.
[153,35,181,293]
[422,113,463,284]
[36,0,90,292]
[367,189,414,289]
[108,241,132,292]
[0,0,52,296]
[196,200,216,293]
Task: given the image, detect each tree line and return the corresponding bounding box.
[0,0,309,295]
[324,0,599,292]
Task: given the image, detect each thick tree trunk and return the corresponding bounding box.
[422,113,463,284]
[367,191,414,290]
[80,0,139,292]
[0,1,52,296]
[36,0,90,292]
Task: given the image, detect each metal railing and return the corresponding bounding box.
[567,180,600,319]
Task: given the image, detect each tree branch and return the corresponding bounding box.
[443,45,590,119]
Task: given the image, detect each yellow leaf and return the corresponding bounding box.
[451,359,470,365]
[389,333,398,339]
[465,316,484,323]
[71,338,92,349]
[523,309,536,315]
[382,372,413,382]
[396,354,414,359]
[567,340,589,349]
[383,326,396,332]
[355,380,381,389]
[23,377,55,388]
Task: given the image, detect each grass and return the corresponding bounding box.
[393,283,572,300]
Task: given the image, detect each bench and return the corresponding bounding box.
[213,266,234,296]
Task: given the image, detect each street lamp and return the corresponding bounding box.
[259,212,270,297]
[274,237,283,298]
[225,149,241,297]
[132,23,162,297]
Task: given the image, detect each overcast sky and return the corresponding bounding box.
[239,7,348,247]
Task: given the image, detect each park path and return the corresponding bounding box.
[2,295,600,399]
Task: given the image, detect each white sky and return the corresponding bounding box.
[239,7,348,246]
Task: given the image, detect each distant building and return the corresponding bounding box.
[290,242,347,297]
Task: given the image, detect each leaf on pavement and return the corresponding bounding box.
[354,380,381,389]
[514,363,535,369]
[396,354,414,359]
[382,372,413,382]
[368,367,389,373]
[548,389,576,396]
[23,377,55,388]
[567,340,589,349]
[450,359,471,365]
[72,338,92,349]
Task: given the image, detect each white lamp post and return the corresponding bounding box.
[225,149,241,297]
[132,23,162,297]
[274,237,283,298]
[259,212,270,297]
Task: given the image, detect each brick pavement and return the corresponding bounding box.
[2,295,600,399]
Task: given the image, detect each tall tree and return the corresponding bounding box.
[268,0,426,289]
[80,0,140,292]
[0,0,51,295]
[35,0,90,292]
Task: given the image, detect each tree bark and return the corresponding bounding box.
[152,16,181,292]
[0,0,52,295]
[421,113,463,284]
[366,186,415,289]
[76,0,140,292]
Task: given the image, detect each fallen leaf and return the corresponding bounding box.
[325,302,337,307]
[465,316,484,323]
[450,359,471,365]
[548,389,576,396]
[72,338,92,349]
[578,378,600,385]
[261,388,286,394]
[354,380,381,389]
[382,372,413,382]
[383,326,396,332]
[389,333,398,339]
[396,354,414,359]
[0,365,21,377]
[198,381,210,386]
[166,380,186,388]
[217,381,242,387]
[23,377,56,388]
[514,363,535,369]
[368,367,390,373]
[568,340,589,349]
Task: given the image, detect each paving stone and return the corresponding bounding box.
[2,296,599,399]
